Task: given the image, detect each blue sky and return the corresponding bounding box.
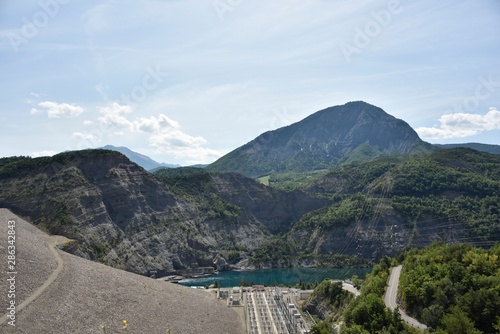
[1,0,499,165]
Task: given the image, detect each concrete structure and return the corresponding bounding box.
[218,289,229,300]
[245,287,311,334]
[298,290,314,300]
[252,284,265,292]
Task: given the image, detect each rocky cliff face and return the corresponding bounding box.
[210,172,328,234]
[0,150,327,275]
[208,101,434,177]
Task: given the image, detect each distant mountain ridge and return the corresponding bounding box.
[100,145,180,171]
[435,142,500,155]
[208,101,434,177]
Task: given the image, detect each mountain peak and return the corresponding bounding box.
[100,145,180,171]
[208,101,433,177]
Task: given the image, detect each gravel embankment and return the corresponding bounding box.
[0,209,57,307]
[0,209,245,334]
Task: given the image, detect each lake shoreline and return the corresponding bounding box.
[176,267,371,288]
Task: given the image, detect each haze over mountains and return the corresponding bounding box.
[100,145,181,171]
[436,142,500,155]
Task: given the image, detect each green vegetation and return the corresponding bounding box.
[251,148,500,267]
[0,150,123,179]
[266,169,330,191]
[307,257,417,333]
[153,166,205,179]
[296,195,374,229]
[249,236,369,268]
[389,151,499,198]
[342,257,410,333]
[304,280,354,332]
[154,169,240,220]
[307,243,500,333]
[0,155,31,169]
[385,149,500,245]
[306,156,404,194]
[399,243,500,333]
[340,141,384,166]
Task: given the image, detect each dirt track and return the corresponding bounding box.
[0,209,245,334]
[0,234,68,326]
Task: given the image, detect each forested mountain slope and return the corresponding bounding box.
[251,148,500,266]
[208,101,434,177]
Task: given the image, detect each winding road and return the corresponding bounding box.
[342,281,361,297]
[384,265,428,331]
[0,235,69,326]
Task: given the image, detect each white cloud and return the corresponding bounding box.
[35,101,85,118]
[83,120,94,125]
[147,121,218,162]
[73,132,98,141]
[95,103,222,164]
[416,108,500,140]
[97,103,134,129]
[135,114,180,133]
[135,114,220,163]
[31,150,57,158]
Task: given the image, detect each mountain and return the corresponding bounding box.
[0,145,498,273]
[250,148,500,266]
[208,101,434,177]
[100,145,180,171]
[0,149,327,275]
[436,142,500,155]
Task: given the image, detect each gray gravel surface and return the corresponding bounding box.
[0,209,245,334]
[0,209,57,307]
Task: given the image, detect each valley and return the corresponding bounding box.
[0,101,499,333]
[1,102,498,278]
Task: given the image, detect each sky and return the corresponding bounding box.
[1,0,499,165]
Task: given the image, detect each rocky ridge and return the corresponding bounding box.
[0,150,327,275]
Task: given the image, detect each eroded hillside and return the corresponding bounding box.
[0,150,327,275]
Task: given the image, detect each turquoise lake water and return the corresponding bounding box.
[178,267,371,288]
